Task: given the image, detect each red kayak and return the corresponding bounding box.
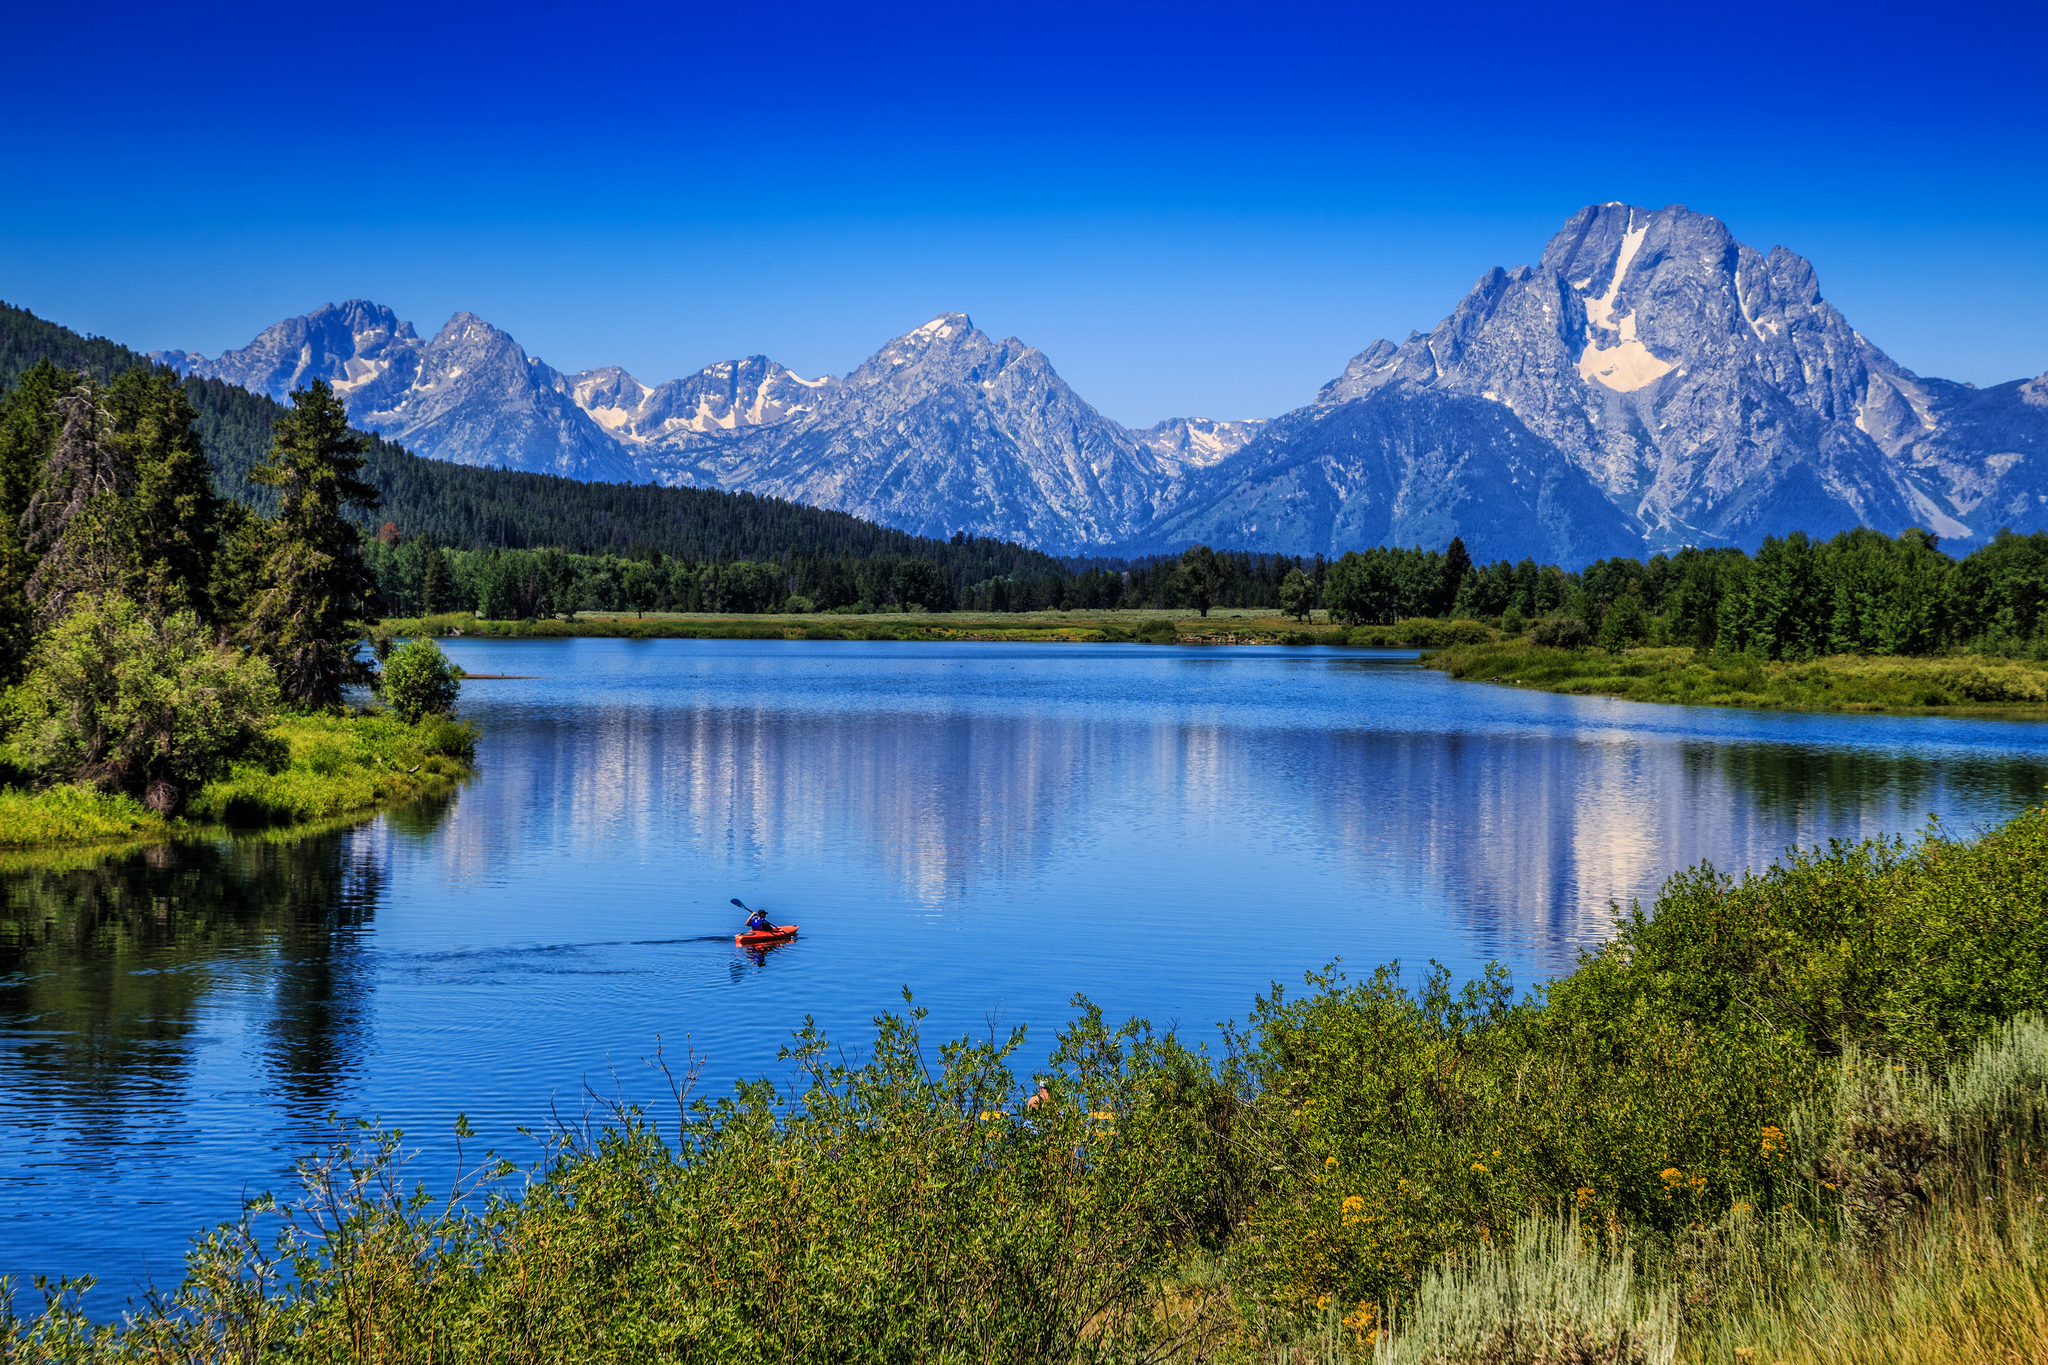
[736,924,799,947]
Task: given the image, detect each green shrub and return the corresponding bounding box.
[1137,618,1179,644]
[783,594,815,614]
[1530,616,1593,650]
[1,595,278,813]
[16,1000,1239,1361]
[1392,618,1491,648]
[380,638,463,723]
[415,716,480,760]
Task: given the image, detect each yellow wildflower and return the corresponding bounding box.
[1325,1155,1339,1169]
[1471,1162,1487,1174]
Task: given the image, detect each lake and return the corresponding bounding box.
[6,639,2048,1302]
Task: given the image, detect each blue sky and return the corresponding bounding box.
[5,0,2044,426]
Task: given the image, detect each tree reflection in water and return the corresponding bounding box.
[0,795,456,1137]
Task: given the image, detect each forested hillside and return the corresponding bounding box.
[0,302,1061,581]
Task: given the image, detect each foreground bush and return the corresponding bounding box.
[379,637,462,723]
[4,1001,1241,1362]
[2,594,278,812]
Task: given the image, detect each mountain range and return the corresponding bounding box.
[154,203,2048,563]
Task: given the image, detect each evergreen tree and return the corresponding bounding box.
[109,368,221,619]
[20,375,133,626]
[1439,536,1473,615]
[209,502,270,634]
[244,381,381,706]
[420,545,451,615]
[0,360,68,677]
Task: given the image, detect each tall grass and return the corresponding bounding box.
[1676,1015,2048,1365]
[185,712,477,827]
[0,784,166,847]
[1367,1018,2048,1365]
[1374,1217,1675,1365]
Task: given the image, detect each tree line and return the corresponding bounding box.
[1054,531,2048,660]
[369,539,963,619]
[1441,526,2048,659]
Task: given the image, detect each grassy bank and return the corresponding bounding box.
[13,805,2048,1360]
[1425,639,2048,714]
[379,608,1494,648]
[0,713,476,850]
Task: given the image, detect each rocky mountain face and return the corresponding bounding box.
[158,302,633,480]
[163,211,2048,562]
[569,357,838,449]
[1290,202,2028,552]
[638,315,1187,548]
[1138,387,1644,565]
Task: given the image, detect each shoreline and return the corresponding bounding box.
[387,612,2048,718]
[376,609,1481,649]
[1422,639,2048,718]
[0,713,476,853]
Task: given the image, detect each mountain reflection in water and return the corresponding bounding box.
[4,640,2046,1303]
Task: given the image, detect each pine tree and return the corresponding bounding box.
[1440,536,1473,615]
[20,375,134,626]
[210,502,270,634]
[110,368,222,619]
[244,380,381,706]
[0,360,69,677]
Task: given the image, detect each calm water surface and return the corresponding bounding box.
[6,639,2048,1299]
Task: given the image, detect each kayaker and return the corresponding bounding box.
[1027,1078,1052,1111]
[744,906,773,935]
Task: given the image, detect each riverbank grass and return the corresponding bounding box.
[0,784,170,845]
[0,713,476,848]
[1425,640,2048,713]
